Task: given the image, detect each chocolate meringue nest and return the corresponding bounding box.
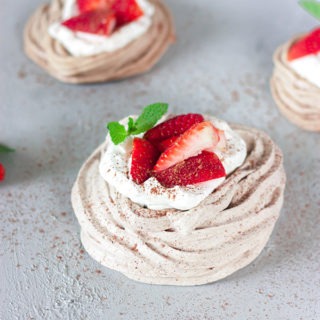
[271,36,320,132]
[71,125,286,286]
[24,0,175,84]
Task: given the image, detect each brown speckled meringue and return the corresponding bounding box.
[271,36,320,132]
[71,125,286,286]
[24,0,175,84]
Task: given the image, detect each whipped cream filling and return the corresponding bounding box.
[99,115,247,210]
[289,54,320,88]
[48,0,155,56]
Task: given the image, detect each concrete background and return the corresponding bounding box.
[1,0,320,319]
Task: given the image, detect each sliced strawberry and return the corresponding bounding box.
[153,151,226,188]
[77,0,113,13]
[111,0,144,27]
[155,136,178,152]
[288,28,320,61]
[130,138,160,184]
[0,163,5,181]
[153,121,220,172]
[62,9,116,36]
[144,114,205,144]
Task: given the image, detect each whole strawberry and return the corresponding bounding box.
[0,144,15,182]
[0,163,5,181]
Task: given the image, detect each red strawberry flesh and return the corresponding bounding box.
[130,138,160,184]
[155,136,178,152]
[288,28,320,61]
[62,9,116,36]
[111,0,144,27]
[153,151,226,188]
[77,0,113,13]
[153,121,220,172]
[144,113,204,144]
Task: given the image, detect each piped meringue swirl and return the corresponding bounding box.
[271,36,320,132]
[23,0,175,83]
[71,125,286,285]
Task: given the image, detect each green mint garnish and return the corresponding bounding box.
[127,117,135,133]
[299,0,320,20]
[107,102,168,145]
[0,144,15,153]
[107,122,128,145]
[130,103,168,135]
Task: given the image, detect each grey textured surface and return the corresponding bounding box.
[1,0,320,319]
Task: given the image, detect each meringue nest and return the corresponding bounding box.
[271,36,320,132]
[24,0,175,84]
[71,125,286,285]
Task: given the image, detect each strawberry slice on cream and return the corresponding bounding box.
[62,9,116,36]
[153,121,221,173]
[62,0,144,36]
[153,151,226,188]
[288,28,320,61]
[130,137,159,184]
[287,28,320,88]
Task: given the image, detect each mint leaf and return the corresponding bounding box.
[106,102,169,145]
[132,103,168,135]
[127,117,135,134]
[299,0,320,20]
[0,144,15,153]
[107,122,128,145]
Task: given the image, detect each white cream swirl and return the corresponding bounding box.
[48,0,155,56]
[99,115,247,210]
[71,125,286,285]
[289,54,320,89]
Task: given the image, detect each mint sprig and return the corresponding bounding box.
[299,0,320,20]
[0,144,15,153]
[107,103,168,145]
[107,122,128,145]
